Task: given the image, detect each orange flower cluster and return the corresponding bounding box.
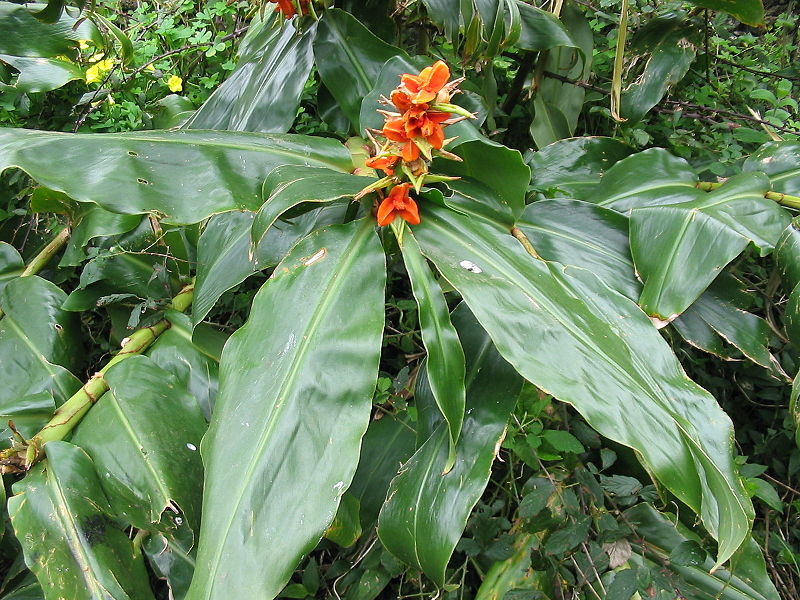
[363,61,472,227]
[274,0,309,17]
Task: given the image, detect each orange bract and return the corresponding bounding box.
[365,155,399,176]
[377,183,420,226]
[274,0,309,17]
[401,60,451,104]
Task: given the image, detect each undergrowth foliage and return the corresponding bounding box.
[0,0,799,599]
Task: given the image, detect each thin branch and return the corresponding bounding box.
[715,55,800,82]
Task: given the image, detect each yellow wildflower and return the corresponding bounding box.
[78,39,91,50]
[167,75,183,92]
[85,59,115,84]
[145,64,155,72]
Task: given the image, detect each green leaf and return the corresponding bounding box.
[401,232,465,472]
[348,413,416,530]
[192,210,257,327]
[8,441,154,600]
[325,493,362,548]
[686,0,764,26]
[748,478,783,511]
[143,524,195,600]
[186,20,317,133]
[59,206,142,266]
[744,141,800,196]
[630,172,787,321]
[71,356,206,532]
[0,277,82,416]
[606,568,638,600]
[0,129,353,225]
[314,9,408,131]
[0,54,84,93]
[413,196,754,567]
[529,97,571,149]
[625,503,779,600]
[516,199,640,301]
[377,303,523,585]
[0,2,100,58]
[515,1,579,51]
[252,165,375,253]
[620,15,700,124]
[541,429,584,454]
[0,242,24,294]
[421,0,460,41]
[187,219,385,600]
[147,311,223,420]
[673,274,781,373]
[526,136,634,199]
[594,147,702,211]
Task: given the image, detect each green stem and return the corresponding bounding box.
[696,181,800,209]
[0,227,71,319]
[0,280,194,473]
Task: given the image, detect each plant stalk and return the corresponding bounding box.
[511,227,540,259]
[0,280,194,473]
[696,181,800,209]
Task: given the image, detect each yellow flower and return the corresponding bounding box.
[85,59,115,84]
[145,64,155,72]
[78,39,90,50]
[167,75,183,92]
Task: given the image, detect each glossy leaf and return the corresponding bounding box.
[413,195,753,567]
[252,165,375,251]
[348,413,416,529]
[594,147,703,211]
[143,523,195,600]
[743,141,800,195]
[686,0,764,26]
[0,277,82,415]
[0,2,100,58]
[71,356,206,532]
[0,54,84,93]
[0,129,353,225]
[515,0,578,51]
[620,15,701,124]
[187,219,385,600]
[186,20,317,133]
[526,136,634,199]
[791,371,800,448]
[377,303,523,585]
[8,441,154,600]
[0,242,24,294]
[401,232,465,471]
[529,97,571,149]
[775,218,800,347]
[192,210,257,327]
[630,172,787,320]
[421,0,460,41]
[516,198,640,301]
[314,9,408,130]
[673,274,780,373]
[147,311,224,419]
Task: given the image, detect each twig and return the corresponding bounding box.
[715,55,800,82]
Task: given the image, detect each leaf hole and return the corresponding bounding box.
[128,151,138,157]
[137,178,150,185]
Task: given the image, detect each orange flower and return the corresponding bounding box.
[377,183,420,226]
[383,119,420,162]
[403,109,450,149]
[401,60,450,104]
[365,155,398,176]
[275,0,309,16]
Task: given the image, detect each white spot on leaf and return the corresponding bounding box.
[459,260,482,274]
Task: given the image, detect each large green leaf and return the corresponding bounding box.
[59,206,142,266]
[348,413,416,529]
[377,304,522,585]
[744,141,800,195]
[686,0,764,26]
[401,232,465,471]
[71,356,206,532]
[147,311,224,419]
[0,242,24,294]
[0,129,353,225]
[0,2,100,58]
[0,277,82,417]
[526,136,634,199]
[314,9,408,131]
[185,20,317,133]
[775,217,800,348]
[593,147,703,211]
[8,441,154,600]
[192,210,257,327]
[620,15,701,124]
[187,219,385,600]
[630,172,787,321]
[0,54,84,93]
[413,194,753,567]
[516,198,640,301]
[529,97,571,149]
[515,0,577,51]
